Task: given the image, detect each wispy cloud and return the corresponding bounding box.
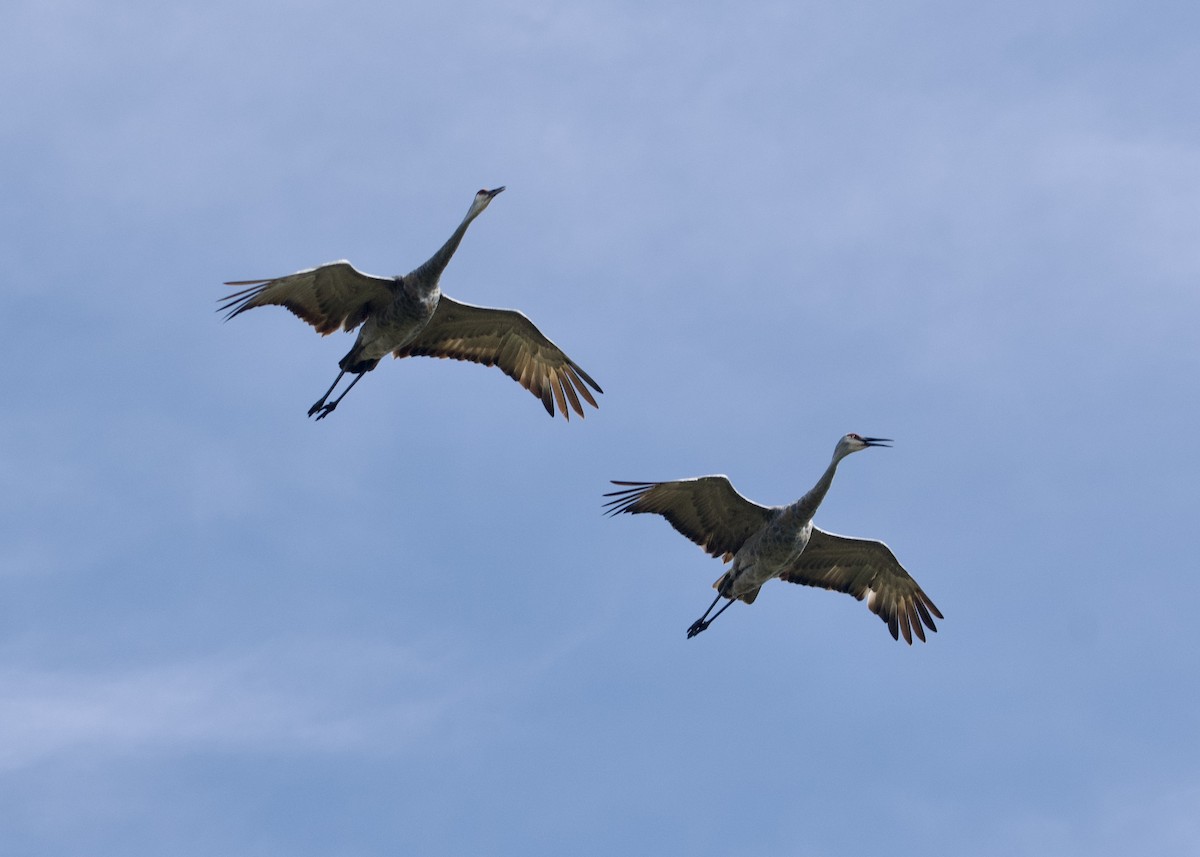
[0,638,471,771]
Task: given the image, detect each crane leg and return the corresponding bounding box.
[308,371,345,417]
[311,372,365,420]
[686,592,736,638]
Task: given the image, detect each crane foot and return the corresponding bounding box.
[686,619,710,639]
[312,402,337,420]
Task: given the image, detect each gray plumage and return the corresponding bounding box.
[219,187,602,420]
[604,434,942,643]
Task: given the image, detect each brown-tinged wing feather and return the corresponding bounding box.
[603,476,773,561]
[393,296,602,419]
[780,527,943,644]
[219,260,395,335]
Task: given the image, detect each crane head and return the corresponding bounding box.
[836,433,892,460]
[468,186,506,217]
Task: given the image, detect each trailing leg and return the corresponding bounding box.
[312,372,365,420]
[687,591,736,638]
[308,370,345,417]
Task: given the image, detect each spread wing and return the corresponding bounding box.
[781,527,943,644]
[603,476,773,561]
[392,296,603,419]
[219,260,395,335]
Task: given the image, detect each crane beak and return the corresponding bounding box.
[485,186,506,197]
[862,437,893,448]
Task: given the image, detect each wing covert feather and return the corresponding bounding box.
[393,296,602,419]
[219,261,395,335]
[781,527,943,644]
[603,476,773,560]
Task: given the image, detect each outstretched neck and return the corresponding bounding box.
[412,210,480,284]
[793,456,843,521]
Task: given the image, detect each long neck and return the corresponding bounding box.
[412,210,479,284]
[792,455,843,522]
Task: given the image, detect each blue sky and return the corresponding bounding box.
[3,0,1199,854]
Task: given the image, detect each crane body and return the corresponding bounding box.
[220,187,602,420]
[605,434,942,642]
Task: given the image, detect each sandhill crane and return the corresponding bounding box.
[219,187,602,420]
[604,434,942,642]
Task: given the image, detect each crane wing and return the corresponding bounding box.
[780,527,943,644]
[603,476,773,561]
[219,260,396,335]
[392,296,603,419]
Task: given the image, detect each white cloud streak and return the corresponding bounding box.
[0,638,464,772]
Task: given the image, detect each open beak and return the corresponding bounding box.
[862,437,893,448]
[485,186,506,197]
